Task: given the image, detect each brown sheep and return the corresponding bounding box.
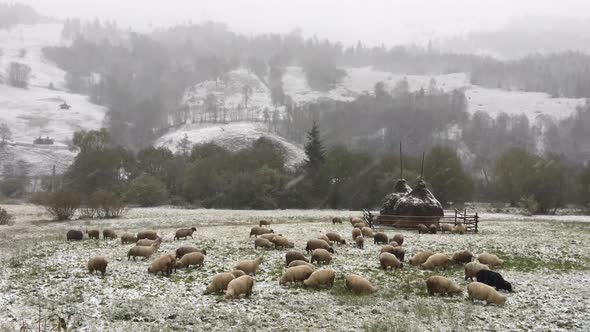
[310,249,332,265]
[174,227,196,240]
[86,229,100,240]
[452,223,467,234]
[259,233,279,241]
[392,234,404,246]
[467,282,506,305]
[255,237,274,250]
[429,224,438,234]
[380,245,396,254]
[464,262,490,281]
[417,224,429,234]
[120,232,137,244]
[288,260,314,268]
[452,250,473,264]
[425,276,463,296]
[325,232,346,244]
[350,216,363,225]
[225,275,255,299]
[136,237,162,247]
[381,245,405,262]
[285,251,307,266]
[148,255,174,276]
[345,274,376,295]
[352,228,362,241]
[176,252,205,269]
[249,226,274,237]
[203,271,245,295]
[127,243,159,261]
[259,220,272,227]
[361,227,374,238]
[355,236,364,249]
[176,246,207,259]
[353,223,367,230]
[231,270,246,277]
[305,239,334,253]
[332,217,342,224]
[66,230,83,241]
[440,224,453,233]
[137,230,159,240]
[388,240,399,247]
[280,265,314,285]
[272,236,293,250]
[318,234,332,245]
[409,250,434,266]
[422,253,452,269]
[478,253,504,267]
[102,229,117,240]
[87,256,108,276]
[379,252,403,270]
[373,232,388,244]
[234,257,263,275]
[303,269,336,289]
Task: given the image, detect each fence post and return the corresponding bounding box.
[454,210,457,226]
[474,213,479,233]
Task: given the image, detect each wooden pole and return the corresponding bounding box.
[420,151,425,179]
[399,142,403,179]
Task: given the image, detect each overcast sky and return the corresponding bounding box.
[17,0,590,46]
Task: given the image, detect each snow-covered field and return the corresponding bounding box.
[0,205,588,331]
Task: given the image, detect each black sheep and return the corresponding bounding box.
[475,269,513,292]
[373,232,388,245]
[66,230,83,241]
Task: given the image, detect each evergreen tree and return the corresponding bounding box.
[304,122,325,174]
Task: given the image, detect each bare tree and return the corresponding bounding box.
[7,62,31,88]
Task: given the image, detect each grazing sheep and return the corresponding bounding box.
[467,282,506,305]
[285,251,308,266]
[249,226,274,237]
[303,269,336,288]
[176,252,205,269]
[255,237,274,250]
[392,234,404,246]
[120,232,137,244]
[345,274,376,295]
[385,246,406,262]
[409,250,434,266]
[417,224,429,234]
[379,252,403,270]
[355,236,364,249]
[176,246,207,259]
[87,256,108,276]
[86,229,100,240]
[102,229,117,240]
[136,237,162,247]
[204,272,236,295]
[422,253,451,269]
[332,217,342,224]
[174,227,196,240]
[452,250,474,264]
[452,223,467,234]
[259,219,272,227]
[429,224,438,234]
[476,270,513,292]
[350,217,363,225]
[234,257,263,275]
[231,270,246,277]
[148,255,174,276]
[440,224,453,233]
[425,276,462,296]
[325,232,346,244]
[225,275,255,299]
[280,265,314,285]
[310,249,332,265]
[318,234,332,245]
[361,227,374,238]
[380,245,396,254]
[373,232,388,244]
[137,230,159,240]
[259,233,278,241]
[288,260,314,268]
[352,228,362,241]
[464,262,490,281]
[66,230,83,241]
[478,253,504,267]
[127,243,159,261]
[388,240,399,247]
[305,239,334,253]
[272,236,293,250]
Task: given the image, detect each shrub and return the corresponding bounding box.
[91,191,127,218]
[519,195,540,216]
[32,191,81,221]
[0,207,14,225]
[126,174,168,207]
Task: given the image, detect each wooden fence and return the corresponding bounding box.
[363,208,480,233]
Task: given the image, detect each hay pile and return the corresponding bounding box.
[393,180,444,217]
[379,179,412,215]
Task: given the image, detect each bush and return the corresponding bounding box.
[91,191,127,218]
[0,207,14,225]
[519,195,540,216]
[32,191,81,221]
[126,174,168,207]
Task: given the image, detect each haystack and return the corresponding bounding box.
[392,180,443,227]
[379,179,412,215]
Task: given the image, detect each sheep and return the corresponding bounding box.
[259,233,279,241]
[280,265,314,285]
[381,245,405,262]
[350,216,363,225]
[452,250,473,264]
[417,224,428,234]
[345,274,376,295]
[352,228,362,241]
[310,249,332,265]
[66,230,83,241]
[163,252,178,273]
[249,226,274,237]
[176,246,207,259]
[87,256,108,276]
[174,227,196,240]
[388,240,399,247]
[231,270,246,277]
[464,261,490,281]
[452,223,467,234]
[303,269,336,289]
[373,232,388,244]
[332,217,342,224]
[259,220,272,227]
[136,237,162,247]
[127,243,159,261]
[317,234,332,245]
[288,260,314,268]
[86,229,100,240]
[476,270,513,292]
[380,245,396,254]
[379,252,403,270]
[203,271,245,295]
[421,253,451,269]
[409,250,434,266]
[272,236,293,249]
[467,282,506,305]
[176,252,205,269]
[440,224,453,233]
[285,251,307,266]
[225,275,255,299]
[137,230,159,240]
[148,255,174,276]
[478,253,504,267]
[361,227,374,238]
[325,232,346,244]
[120,232,137,244]
[425,276,463,296]
[305,239,334,253]
[353,223,366,229]
[234,256,263,275]
[429,224,438,234]
[255,237,274,250]
[102,229,117,240]
[392,234,404,246]
[355,236,364,249]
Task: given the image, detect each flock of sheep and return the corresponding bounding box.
[67,215,513,304]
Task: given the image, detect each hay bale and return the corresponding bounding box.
[392,180,443,227]
[379,179,412,215]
